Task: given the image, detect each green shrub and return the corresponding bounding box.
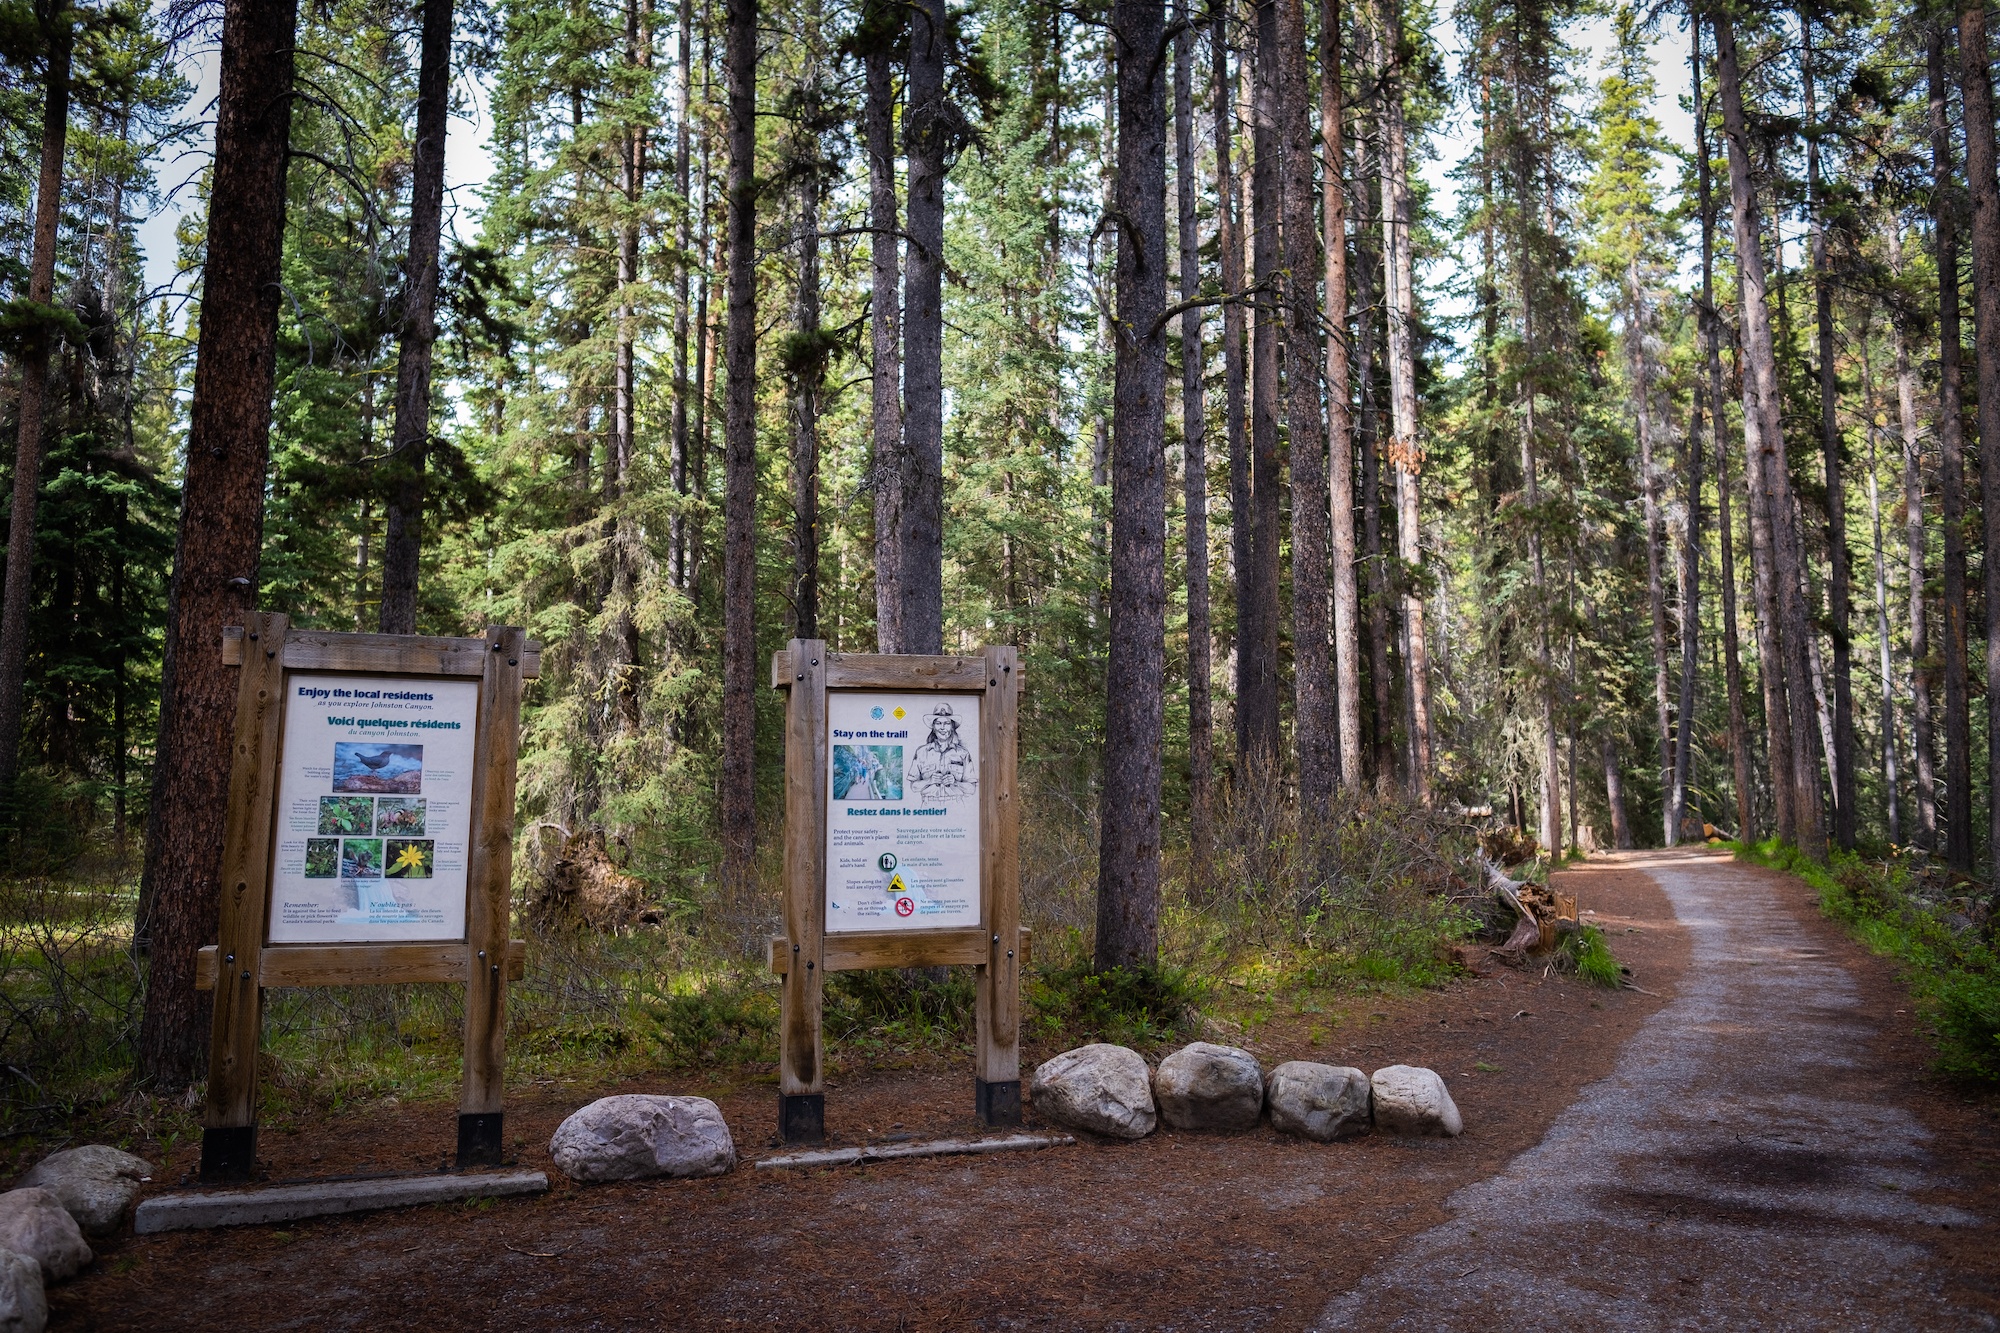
[1026,960,1206,1047]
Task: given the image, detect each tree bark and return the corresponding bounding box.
[1866,410,1901,844]
[670,0,695,595]
[900,0,947,653]
[1672,317,1704,844]
[1096,0,1168,971]
[1378,0,1429,801]
[1957,3,2000,891]
[1891,219,1937,848]
[1240,0,1282,780]
[865,6,904,652]
[721,0,759,887]
[792,123,823,641]
[1212,19,1252,776]
[1174,3,1212,851]
[1930,27,1974,872]
[1693,10,1754,842]
[1323,0,1361,789]
[1353,128,1396,790]
[1277,0,1332,805]
[136,0,299,1086]
[0,7,71,793]
[1602,733,1633,849]
[1630,267,1674,841]
[378,0,453,637]
[1803,20,1855,849]
[1715,7,1827,859]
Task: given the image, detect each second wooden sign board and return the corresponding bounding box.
[771,641,1025,1144]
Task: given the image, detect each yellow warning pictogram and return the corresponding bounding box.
[887,873,908,894]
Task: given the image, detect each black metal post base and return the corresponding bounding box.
[457,1112,505,1168]
[975,1078,1022,1128]
[779,1093,825,1145]
[199,1126,259,1184]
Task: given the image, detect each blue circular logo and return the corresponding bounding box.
[870,706,884,720]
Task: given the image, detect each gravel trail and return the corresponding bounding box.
[1318,849,1989,1332]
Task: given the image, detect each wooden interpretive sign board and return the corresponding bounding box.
[195,613,536,1182]
[770,641,1025,1144]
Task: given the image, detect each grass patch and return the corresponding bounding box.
[1736,839,2000,1084]
[1565,924,1622,988]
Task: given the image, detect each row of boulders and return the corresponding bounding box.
[0,1144,151,1331]
[1030,1041,1462,1142]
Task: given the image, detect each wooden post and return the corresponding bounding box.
[778,639,829,1143]
[201,611,290,1183]
[458,625,527,1165]
[975,645,1022,1125]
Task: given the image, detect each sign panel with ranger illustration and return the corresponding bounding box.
[826,692,981,932]
[772,642,1024,1146]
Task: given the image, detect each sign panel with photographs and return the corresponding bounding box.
[268,673,481,943]
[824,690,982,933]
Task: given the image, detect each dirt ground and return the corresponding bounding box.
[51,851,2000,1330]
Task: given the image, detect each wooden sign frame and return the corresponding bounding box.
[769,640,1025,1144]
[194,612,536,1182]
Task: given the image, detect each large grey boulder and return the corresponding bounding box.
[18,1146,151,1237]
[1030,1044,1157,1139]
[1153,1042,1264,1132]
[0,1191,89,1282]
[0,1250,44,1333]
[549,1095,735,1183]
[1267,1061,1372,1141]
[1370,1065,1463,1138]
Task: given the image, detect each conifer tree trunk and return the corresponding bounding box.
[1866,417,1900,844]
[1241,0,1282,778]
[1804,21,1855,850]
[1672,331,1704,843]
[378,0,453,637]
[1278,0,1332,804]
[1323,0,1362,788]
[1630,270,1674,841]
[1354,137,1397,790]
[1378,0,1430,800]
[720,0,759,886]
[1174,3,1212,849]
[136,0,299,1085]
[1693,10,1754,842]
[670,0,694,596]
[865,4,904,652]
[1957,3,2000,889]
[0,6,71,793]
[1892,215,1937,847]
[792,135,823,641]
[1715,6,1827,859]
[1602,733,1633,849]
[900,0,947,653]
[1929,27,1974,872]
[1096,0,1168,971]
[1213,19,1252,776]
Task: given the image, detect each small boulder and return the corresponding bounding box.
[18,1146,151,1237]
[1153,1042,1264,1132]
[1030,1044,1156,1139]
[1266,1062,1372,1141]
[0,1191,89,1283]
[549,1095,736,1183]
[0,1250,44,1333]
[1370,1065,1463,1138]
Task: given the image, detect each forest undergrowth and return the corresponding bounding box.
[0,784,1490,1158]
[1738,840,2000,1084]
